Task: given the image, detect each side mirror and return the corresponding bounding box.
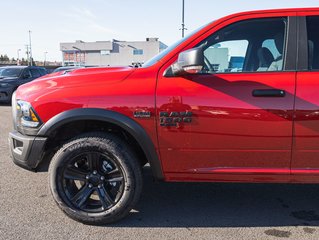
[164,47,204,77]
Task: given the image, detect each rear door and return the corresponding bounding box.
[292,12,319,177]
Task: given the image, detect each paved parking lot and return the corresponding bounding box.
[1,104,319,239]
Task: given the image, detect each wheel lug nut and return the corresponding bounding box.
[100,176,105,181]
[88,184,93,188]
[93,170,97,175]
[98,184,102,189]
[86,175,90,180]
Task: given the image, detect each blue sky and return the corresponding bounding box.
[1,0,319,62]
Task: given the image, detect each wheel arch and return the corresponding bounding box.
[38,108,164,180]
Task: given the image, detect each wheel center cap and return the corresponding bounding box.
[89,174,100,185]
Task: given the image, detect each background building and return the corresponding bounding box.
[60,38,167,67]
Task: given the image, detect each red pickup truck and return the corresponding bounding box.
[9,8,319,224]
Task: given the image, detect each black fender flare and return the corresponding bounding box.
[38,108,164,180]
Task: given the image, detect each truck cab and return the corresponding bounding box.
[9,8,319,224]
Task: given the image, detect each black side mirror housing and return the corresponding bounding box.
[164,47,205,77]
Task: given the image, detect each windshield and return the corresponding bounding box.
[0,68,22,78]
[142,38,187,67]
[142,23,210,67]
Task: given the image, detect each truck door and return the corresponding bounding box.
[156,16,297,179]
[292,14,319,177]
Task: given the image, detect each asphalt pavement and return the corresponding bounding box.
[1,104,319,240]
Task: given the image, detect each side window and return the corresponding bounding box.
[204,40,248,72]
[201,17,287,73]
[23,69,32,78]
[39,68,47,76]
[30,69,41,78]
[307,16,319,70]
[262,39,282,60]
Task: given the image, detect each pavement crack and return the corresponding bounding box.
[303,227,316,234]
[264,229,292,238]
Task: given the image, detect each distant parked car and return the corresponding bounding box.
[0,66,47,103]
[52,66,82,73]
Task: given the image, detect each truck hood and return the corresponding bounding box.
[16,66,135,100]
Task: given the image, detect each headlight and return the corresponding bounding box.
[0,83,9,88]
[16,100,41,128]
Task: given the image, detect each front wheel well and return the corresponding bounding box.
[43,120,148,167]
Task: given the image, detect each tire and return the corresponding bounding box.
[48,132,143,225]
[1,91,12,104]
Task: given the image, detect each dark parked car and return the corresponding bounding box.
[0,66,47,103]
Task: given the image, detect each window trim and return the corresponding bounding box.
[283,16,298,71]
[296,16,308,71]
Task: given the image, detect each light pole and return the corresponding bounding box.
[44,52,48,66]
[28,30,33,66]
[17,49,21,65]
[181,0,187,38]
[25,45,30,66]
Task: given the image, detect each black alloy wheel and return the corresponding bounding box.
[61,151,125,212]
[49,133,143,225]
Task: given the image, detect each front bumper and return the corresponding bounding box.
[9,130,47,170]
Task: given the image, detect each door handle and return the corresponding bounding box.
[252,89,285,97]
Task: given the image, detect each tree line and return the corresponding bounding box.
[0,54,11,61]
[0,54,29,65]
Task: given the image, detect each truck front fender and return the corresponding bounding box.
[38,108,164,180]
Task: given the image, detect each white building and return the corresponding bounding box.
[60,38,167,67]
